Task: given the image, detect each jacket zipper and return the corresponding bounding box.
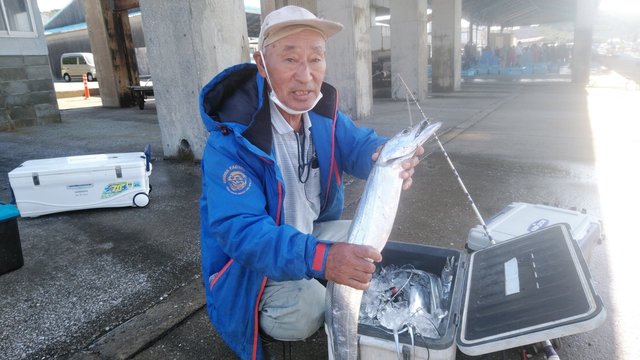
[321,90,340,211]
[253,158,284,360]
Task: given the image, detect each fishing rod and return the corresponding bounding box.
[397,75,495,245]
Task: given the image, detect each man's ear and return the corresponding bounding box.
[253,51,267,78]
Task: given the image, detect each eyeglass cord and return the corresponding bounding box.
[295,130,312,183]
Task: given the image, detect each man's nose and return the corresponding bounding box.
[294,61,313,82]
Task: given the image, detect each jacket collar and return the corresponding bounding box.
[201,64,339,155]
[243,74,339,155]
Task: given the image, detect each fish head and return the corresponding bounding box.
[377,120,441,164]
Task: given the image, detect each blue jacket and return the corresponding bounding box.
[199,63,386,360]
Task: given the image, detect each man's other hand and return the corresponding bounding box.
[371,145,425,191]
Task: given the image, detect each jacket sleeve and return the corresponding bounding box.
[201,136,329,281]
[334,111,388,179]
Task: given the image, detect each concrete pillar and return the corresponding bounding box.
[572,0,598,85]
[260,0,316,19]
[432,0,461,92]
[261,0,276,18]
[390,0,429,101]
[139,0,249,159]
[486,26,490,48]
[83,0,139,107]
[318,0,372,121]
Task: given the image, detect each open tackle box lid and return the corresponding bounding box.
[456,223,606,356]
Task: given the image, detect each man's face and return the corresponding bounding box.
[254,29,326,112]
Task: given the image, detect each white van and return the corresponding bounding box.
[60,53,97,82]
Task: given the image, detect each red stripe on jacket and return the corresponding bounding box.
[253,179,283,359]
[252,277,268,360]
[209,259,234,290]
[312,243,328,271]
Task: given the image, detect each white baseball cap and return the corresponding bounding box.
[258,5,343,50]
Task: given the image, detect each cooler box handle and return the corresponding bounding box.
[144,144,151,172]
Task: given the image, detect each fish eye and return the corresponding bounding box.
[401,129,410,135]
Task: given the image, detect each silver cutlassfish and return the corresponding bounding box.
[325,120,442,360]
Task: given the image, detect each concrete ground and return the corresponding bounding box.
[1,66,638,359]
[53,80,101,100]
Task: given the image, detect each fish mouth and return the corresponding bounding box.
[410,120,440,147]
[378,121,441,164]
[414,120,430,138]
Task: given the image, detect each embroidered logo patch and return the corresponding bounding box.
[223,165,251,195]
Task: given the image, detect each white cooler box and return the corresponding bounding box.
[357,225,606,360]
[8,148,152,218]
[467,202,603,262]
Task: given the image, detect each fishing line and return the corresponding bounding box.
[397,75,494,244]
[406,92,413,127]
[390,267,414,302]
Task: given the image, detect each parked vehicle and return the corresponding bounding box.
[60,53,97,82]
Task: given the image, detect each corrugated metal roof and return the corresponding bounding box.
[462,0,576,26]
[44,1,262,38]
[44,0,85,30]
[45,1,574,39]
[44,11,141,36]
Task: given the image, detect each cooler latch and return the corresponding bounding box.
[32,172,40,186]
[115,166,122,178]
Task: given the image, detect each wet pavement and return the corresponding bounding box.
[1,67,639,359]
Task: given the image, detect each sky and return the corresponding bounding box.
[599,0,640,13]
[36,0,71,12]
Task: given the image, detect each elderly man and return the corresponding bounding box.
[199,6,423,359]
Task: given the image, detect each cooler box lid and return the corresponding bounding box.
[8,152,147,178]
[486,202,598,242]
[0,204,20,221]
[457,224,605,356]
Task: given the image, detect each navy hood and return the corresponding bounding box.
[199,63,272,153]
